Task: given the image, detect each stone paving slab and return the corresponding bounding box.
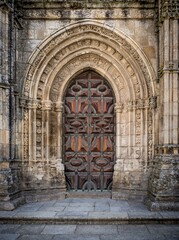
[53,235,100,240]
[0,224,179,240]
[88,211,128,219]
[41,225,76,234]
[0,198,178,225]
[0,234,20,240]
[75,224,118,234]
[18,235,53,240]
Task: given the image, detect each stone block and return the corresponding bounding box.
[18,235,53,240]
[0,234,20,240]
[16,225,45,235]
[75,225,118,235]
[41,225,76,235]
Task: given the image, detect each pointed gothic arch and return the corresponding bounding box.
[20,20,157,199]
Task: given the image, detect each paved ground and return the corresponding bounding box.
[0,223,179,240]
[0,198,178,239]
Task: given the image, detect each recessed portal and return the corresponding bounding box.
[63,70,115,191]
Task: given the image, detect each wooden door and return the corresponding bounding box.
[63,71,115,191]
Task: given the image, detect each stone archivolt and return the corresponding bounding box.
[21,21,157,199]
[24,21,156,101]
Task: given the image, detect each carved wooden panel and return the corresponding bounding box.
[63,71,115,191]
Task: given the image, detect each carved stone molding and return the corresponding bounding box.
[48,53,130,102]
[126,97,157,111]
[23,21,155,102]
[23,8,155,20]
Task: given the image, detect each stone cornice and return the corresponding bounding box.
[21,8,155,20]
[16,0,156,20]
[16,0,155,9]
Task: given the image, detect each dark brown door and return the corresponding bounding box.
[63,71,115,191]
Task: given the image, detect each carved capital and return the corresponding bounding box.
[126,98,157,111]
[42,100,52,111]
[55,101,63,112]
[114,103,123,113]
[27,99,39,109]
[19,98,27,108]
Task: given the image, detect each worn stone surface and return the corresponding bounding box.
[0,222,179,240]
[0,0,178,210]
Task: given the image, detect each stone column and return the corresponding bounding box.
[112,103,123,199]
[42,100,52,163]
[0,4,24,210]
[55,102,63,160]
[43,101,66,194]
[27,99,39,161]
[54,101,66,175]
[147,2,179,210]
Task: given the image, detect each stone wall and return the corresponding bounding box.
[0,0,178,210]
[17,0,157,203]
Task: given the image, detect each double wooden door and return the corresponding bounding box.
[63,71,115,191]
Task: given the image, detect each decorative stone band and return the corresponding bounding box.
[23,21,156,102]
[19,97,157,111]
[155,145,179,155]
[19,98,41,109]
[127,97,157,111]
[23,8,155,20]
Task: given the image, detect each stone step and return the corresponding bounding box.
[0,215,178,225]
[66,190,112,199]
[0,198,178,225]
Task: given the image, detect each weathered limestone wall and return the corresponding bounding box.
[17,1,158,86]
[0,0,178,210]
[0,3,24,210]
[147,0,179,210]
[15,0,158,202]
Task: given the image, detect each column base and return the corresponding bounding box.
[0,196,25,211]
[145,193,179,211]
[147,153,179,211]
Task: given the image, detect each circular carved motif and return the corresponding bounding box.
[71,84,82,94]
[95,158,109,168]
[97,84,108,95]
[69,158,83,167]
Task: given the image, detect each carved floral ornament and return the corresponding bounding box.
[19,97,157,112]
[160,0,179,19]
[23,21,156,104]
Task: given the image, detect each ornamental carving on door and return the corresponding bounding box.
[63,71,115,191]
